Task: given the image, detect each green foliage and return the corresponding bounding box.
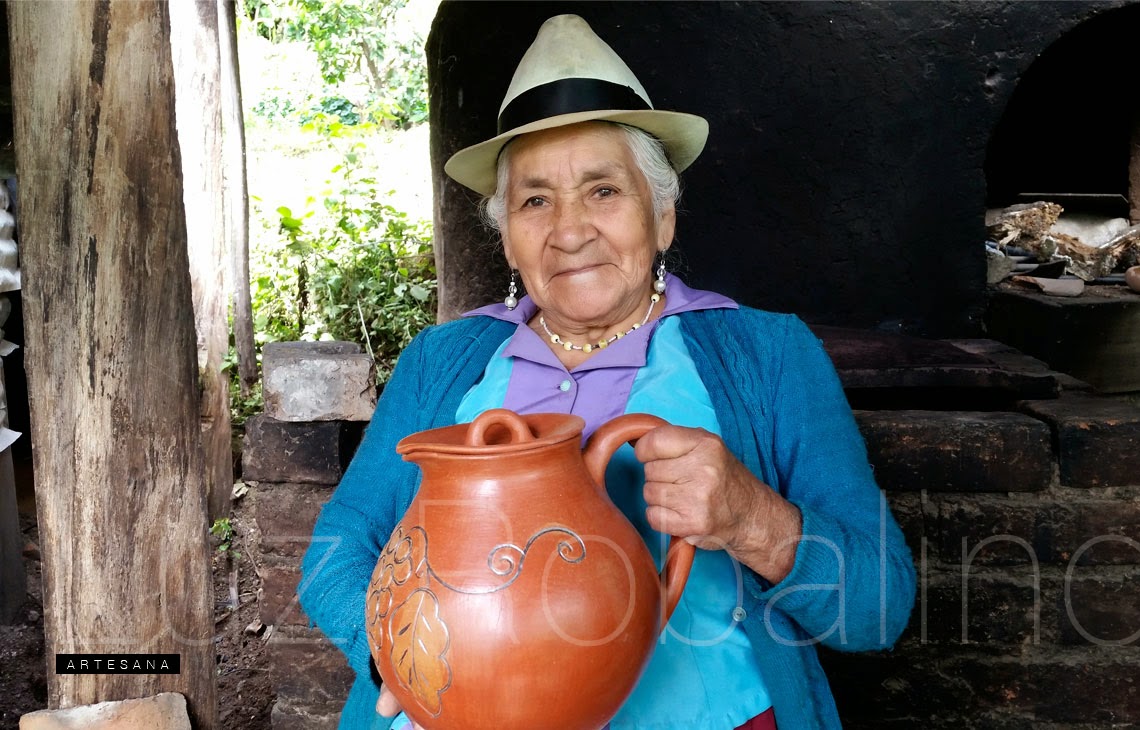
[210,517,239,558]
[240,0,285,41]
[306,95,362,126]
[282,0,400,86]
[240,0,428,129]
[223,345,264,429]
[249,134,436,384]
[252,96,297,120]
[368,36,428,128]
[234,0,434,433]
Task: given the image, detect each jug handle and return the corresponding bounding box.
[583,413,696,625]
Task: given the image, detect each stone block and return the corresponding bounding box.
[1019,393,1140,488]
[855,410,1054,492]
[254,483,328,558]
[1058,575,1140,645]
[243,416,361,485]
[267,628,354,714]
[936,495,1140,566]
[264,341,361,357]
[262,342,377,422]
[20,693,190,730]
[259,558,308,627]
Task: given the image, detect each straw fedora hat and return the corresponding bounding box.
[444,14,709,196]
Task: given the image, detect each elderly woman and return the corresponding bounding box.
[300,14,915,730]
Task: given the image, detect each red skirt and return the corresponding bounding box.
[736,706,777,730]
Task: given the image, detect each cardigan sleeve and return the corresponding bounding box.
[747,315,916,652]
[298,331,428,679]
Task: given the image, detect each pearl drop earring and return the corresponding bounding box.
[504,270,519,310]
[653,258,667,294]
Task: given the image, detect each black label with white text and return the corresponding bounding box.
[56,654,181,674]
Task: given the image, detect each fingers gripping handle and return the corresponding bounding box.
[583,413,695,626]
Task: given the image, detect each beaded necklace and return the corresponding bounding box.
[539,293,661,353]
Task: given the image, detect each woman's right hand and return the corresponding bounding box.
[377,685,426,730]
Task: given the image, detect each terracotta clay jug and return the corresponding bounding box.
[365,408,695,730]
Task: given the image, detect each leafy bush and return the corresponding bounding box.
[305,95,362,126]
[249,132,436,384]
[252,95,297,120]
[368,36,428,128]
[240,0,428,129]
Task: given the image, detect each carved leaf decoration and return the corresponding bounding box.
[389,588,452,717]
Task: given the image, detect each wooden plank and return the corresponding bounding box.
[1131,104,1139,225]
[8,1,217,725]
[218,0,257,398]
[169,0,233,522]
[0,443,22,623]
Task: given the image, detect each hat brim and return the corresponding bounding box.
[444,109,710,197]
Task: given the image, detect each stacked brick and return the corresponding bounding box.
[243,338,1140,728]
[826,341,1140,729]
[242,342,376,729]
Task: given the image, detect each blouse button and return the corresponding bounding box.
[559,379,572,392]
[732,607,747,622]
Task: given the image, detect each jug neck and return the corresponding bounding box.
[408,438,591,497]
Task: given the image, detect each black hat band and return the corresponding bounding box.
[497,77,651,135]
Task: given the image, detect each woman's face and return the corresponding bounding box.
[501,122,675,330]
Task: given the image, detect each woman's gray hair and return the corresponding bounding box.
[480,122,681,234]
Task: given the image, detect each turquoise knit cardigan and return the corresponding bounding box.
[299,307,916,730]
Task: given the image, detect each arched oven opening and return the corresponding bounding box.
[984,3,1140,394]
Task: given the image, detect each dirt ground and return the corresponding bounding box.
[211,499,275,730]
[0,497,274,730]
[0,510,45,729]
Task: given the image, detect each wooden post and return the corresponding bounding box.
[8,2,217,726]
[169,0,233,522]
[0,182,23,623]
[1130,106,1140,224]
[0,357,22,623]
[218,0,258,399]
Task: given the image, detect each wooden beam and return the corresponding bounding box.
[8,1,217,725]
[169,0,233,522]
[1130,104,1140,225]
[218,0,257,399]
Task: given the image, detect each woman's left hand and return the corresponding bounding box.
[377,685,425,730]
[634,425,802,583]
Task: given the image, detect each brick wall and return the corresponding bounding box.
[242,343,373,729]
[244,341,1140,728]
[830,361,1140,727]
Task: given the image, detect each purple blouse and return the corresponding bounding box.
[463,273,738,439]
